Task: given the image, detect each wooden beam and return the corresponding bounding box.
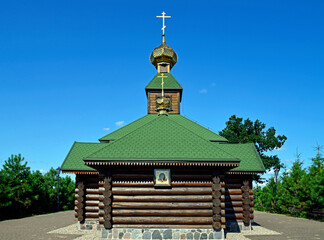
[112,187,211,195]
[113,195,212,202]
[112,217,213,224]
[112,209,212,217]
[112,202,213,209]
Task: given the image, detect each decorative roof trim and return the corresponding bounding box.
[226,171,264,175]
[84,160,239,167]
[62,170,98,175]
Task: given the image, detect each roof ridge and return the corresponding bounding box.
[99,115,156,141]
[167,116,238,160]
[176,115,228,141]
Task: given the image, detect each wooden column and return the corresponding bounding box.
[103,171,112,229]
[212,170,223,230]
[76,177,85,222]
[242,180,250,226]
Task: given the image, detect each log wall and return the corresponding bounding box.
[111,167,213,229]
[74,169,255,230]
[148,91,180,114]
[223,174,254,227]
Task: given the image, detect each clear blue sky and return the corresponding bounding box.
[1,1,323,179]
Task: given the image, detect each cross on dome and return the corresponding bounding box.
[156,11,171,36]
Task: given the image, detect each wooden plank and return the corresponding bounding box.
[112,209,212,217]
[112,202,213,209]
[112,217,212,224]
[112,187,211,195]
[113,195,212,202]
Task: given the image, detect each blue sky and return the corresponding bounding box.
[1,1,323,179]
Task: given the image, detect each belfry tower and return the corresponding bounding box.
[146,12,182,114]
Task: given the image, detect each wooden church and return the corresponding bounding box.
[61,12,265,240]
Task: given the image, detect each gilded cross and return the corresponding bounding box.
[156,11,171,36]
[157,73,167,96]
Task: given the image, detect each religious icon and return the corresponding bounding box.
[154,169,171,187]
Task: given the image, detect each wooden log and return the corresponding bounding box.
[103,191,112,198]
[75,188,103,194]
[212,191,222,198]
[225,201,243,207]
[112,174,212,180]
[212,184,221,191]
[104,221,112,229]
[113,195,212,202]
[213,222,222,231]
[222,189,242,195]
[112,209,213,217]
[112,224,213,229]
[225,213,243,219]
[243,198,251,205]
[85,200,100,206]
[74,206,101,212]
[103,197,112,205]
[77,182,84,190]
[103,206,112,213]
[112,217,212,224]
[75,194,102,200]
[75,212,100,218]
[112,187,212,195]
[112,202,213,209]
[111,182,214,187]
[223,183,241,189]
[213,198,221,206]
[76,202,84,209]
[103,213,112,221]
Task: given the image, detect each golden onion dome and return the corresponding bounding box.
[150,38,178,69]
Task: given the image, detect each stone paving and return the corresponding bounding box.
[1,211,323,239]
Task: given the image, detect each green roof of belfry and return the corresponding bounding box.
[86,115,237,161]
[145,73,182,90]
[99,114,227,142]
[61,142,106,171]
[216,143,265,172]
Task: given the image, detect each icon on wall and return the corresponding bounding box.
[154,169,171,187]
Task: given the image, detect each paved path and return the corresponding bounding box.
[0,210,323,239]
[246,211,324,240]
[0,211,80,240]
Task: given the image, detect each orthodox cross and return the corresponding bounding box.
[158,73,167,96]
[156,11,171,36]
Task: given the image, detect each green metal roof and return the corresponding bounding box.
[62,116,264,172]
[86,115,237,161]
[99,114,227,142]
[145,73,182,90]
[61,142,106,171]
[216,143,265,172]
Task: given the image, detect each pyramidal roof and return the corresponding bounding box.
[145,73,182,90]
[99,114,227,142]
[86,115,236,161]
[61,114,265,173]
